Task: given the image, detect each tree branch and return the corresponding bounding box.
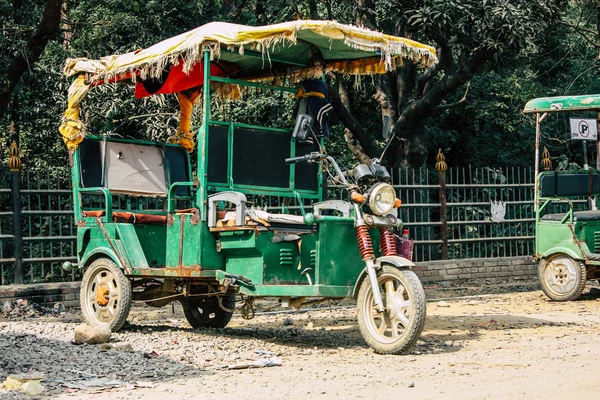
[417,35,453,96]
[438,81,470,109]
[0,0,64,118]
[396,63,416,111]
[307,0,320,19]
[384,49,494,165]
[373,75,398,139]
[344,128,372,164]
[560,20,600,49]
[329,73,382,158]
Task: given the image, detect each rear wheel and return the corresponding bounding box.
[181,294,235,329]
[539,255,586,301]
[80,257,132,331]
[357,266,426,355]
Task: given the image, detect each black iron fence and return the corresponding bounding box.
[0,164,537,285]
[0,168,79,285]
[391,166,535,261]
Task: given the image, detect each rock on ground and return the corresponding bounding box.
[73,323,111,345]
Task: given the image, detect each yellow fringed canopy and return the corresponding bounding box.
[60,20,438,151]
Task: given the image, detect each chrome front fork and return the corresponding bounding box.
[353,203,385,313]
[365,257,385,313]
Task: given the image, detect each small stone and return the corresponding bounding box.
[306,322,314,329]
[408,382,415,388]
[113,343,133,352]
[74,323,111,345]
[437,301,450,307]
[99,343,113,350]
[53,302,66,314]
[22,380,44,397]
[282,317,294,326]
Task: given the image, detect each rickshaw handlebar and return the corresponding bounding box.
[284,152,325,165]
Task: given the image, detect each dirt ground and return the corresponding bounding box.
[3,287,600,400]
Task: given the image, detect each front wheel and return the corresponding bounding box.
[357,266,426,355]
[80,257,132,331]
[539,255,587,301]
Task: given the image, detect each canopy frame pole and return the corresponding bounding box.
[198,48,211,222]
[534,112,544,213]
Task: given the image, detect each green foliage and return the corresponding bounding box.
[0,0,597,173]
[427,67,542,166]
[407,0,562,54]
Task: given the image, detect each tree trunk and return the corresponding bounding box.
[307,0,319,19]
[402,123,427,167]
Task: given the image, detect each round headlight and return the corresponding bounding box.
[368,183,396,216]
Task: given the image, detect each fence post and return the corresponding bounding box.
[435,149,448,260]
[8,122,23,284]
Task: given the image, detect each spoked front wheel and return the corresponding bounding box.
[539,255,586,301]
[80,257,132,331]
[357,266,426,355]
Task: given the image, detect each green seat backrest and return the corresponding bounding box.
[539,171,600,198]
[78,137,191,196]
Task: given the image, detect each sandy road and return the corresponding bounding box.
[47,290,600,400]
[3,289,600,399]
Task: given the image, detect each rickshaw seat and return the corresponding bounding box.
[541,210,600,222]
[539,172,600,197]
[82,210,168,225]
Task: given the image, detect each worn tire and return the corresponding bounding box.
[357,266,426,355]
[181,295,235,329]
[80,257,132,331]
[539,255,587,301]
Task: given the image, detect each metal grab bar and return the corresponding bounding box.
[167,181,197,213]
[79,187,113,222]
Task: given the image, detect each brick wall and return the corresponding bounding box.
[0,282,80,308]
[413,256,537,283]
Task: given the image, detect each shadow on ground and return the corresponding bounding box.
[0,330,211,398]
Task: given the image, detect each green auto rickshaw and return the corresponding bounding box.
[59,20,438,354]
[525,94,600,301]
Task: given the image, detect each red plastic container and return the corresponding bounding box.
[393,233,414,261]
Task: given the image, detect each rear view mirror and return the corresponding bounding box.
[292,114,313,141]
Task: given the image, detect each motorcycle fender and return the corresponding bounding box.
[351,256,415,299]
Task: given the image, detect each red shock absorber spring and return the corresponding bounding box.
[379,228,398,256]
[356,225,375,260]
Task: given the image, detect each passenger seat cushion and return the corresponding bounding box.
[541,210,600,222]
[82,210,168,225]
[540,172,600,197]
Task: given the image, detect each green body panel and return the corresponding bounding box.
[317,221,379,288]
[115,224,149,269]
[536,221,583,260]
[218,229,310,286]
[214,221,377,297]
[237,284,351,297]
[132,224,166,267]
[524,94,600,113]
[165,214,201,267]
[534,218,600,265]
[200,225,226,270]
